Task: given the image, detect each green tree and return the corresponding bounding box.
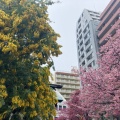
[0,0,62,119]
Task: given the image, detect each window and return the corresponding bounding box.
[92,60,95,66]
[77,29,78,33]
[90,13,94,16]
[83,24,89,34]
[81,54,84,59]
[81,47,84,52]
[80,41,83,46]
[84,34,87,40]
[63,106,66,109]
[87,31,90,36]
[79,58,81,63]
[77,34,78,38]
[78,18,81,23]
[85,39,90,46]
[87,53,93,61]
[82,13,83,17]
[87,26,89,31]
[83,28,87,34]
[84,31,90,40]
[88,63,92,67]
[78,24,81,29]
[95,15,100,17]
[79,34,82,40]
[88,60,95,68]
[86,45,92,53]
[93,11,99,14]
[79,29,82,35]
[103,23,105,27]
[59,105,62,110]
[82,61,85,66]
[92,17,100,21]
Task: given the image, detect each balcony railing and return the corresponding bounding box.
[98,0,120,30]
[100,0,115,20]
[98,8,120,38]
[99,19,120,44]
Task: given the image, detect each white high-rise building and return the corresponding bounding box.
[76,9,100,69]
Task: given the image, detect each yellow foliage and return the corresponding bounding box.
[39,25,44,30]
[21,47,29,54]
[0,33,11,41]
[31,91,37,98]
[0,0,61,119]
[0,19,5,27]
[34,60,39,66]
[2,42,17,54]
[37,53,43,59]
[34,31,40,38]
[0,60,3,66]
[0,10,9,20]
[30,110,37,118]
[4,27,10,32]
[13,16,23,28]
[2,0,12,5]
[25,101,29,107]
[0,78,5,84]
[19,0,27,5]
[43,45,49,52]
[34,85,39,91]
[0,85,6,89]
[12,96,19,104]
[29,44,39,50]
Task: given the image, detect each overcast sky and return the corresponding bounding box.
[48,0,110,72]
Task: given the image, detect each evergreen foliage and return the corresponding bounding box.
[0,0,62,119]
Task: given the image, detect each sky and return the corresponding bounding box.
[48,0,110,73]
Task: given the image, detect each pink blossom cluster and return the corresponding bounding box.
[57,29,120,119]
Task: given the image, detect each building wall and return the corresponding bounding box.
[50,86,67,120]
[55,71,80,100]
[76,9,100,69]
[97,0,120,46]
[55,102,67,119]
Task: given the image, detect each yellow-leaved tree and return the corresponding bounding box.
[0,0,62,119]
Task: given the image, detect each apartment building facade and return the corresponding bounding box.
[55,70,80,100]
[97,0,120,46]
[76,9,100,69]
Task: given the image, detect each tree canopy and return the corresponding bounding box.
[0,0,62,119]
[57,90,85,120]
[58,28,120,119]
[79,29,120,119]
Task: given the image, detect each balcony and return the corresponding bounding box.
[56,80,80,85]
[98,0,120,30]
[98,8,120,38]
[100,0,116,20]
[56,80,70,84]
[99,19,120,44]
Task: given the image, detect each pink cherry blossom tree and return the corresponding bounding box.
[79,28,120,119]
[57,90,86,120]
[58,28,120,120]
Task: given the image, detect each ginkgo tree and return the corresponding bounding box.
[0,0,62,119]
